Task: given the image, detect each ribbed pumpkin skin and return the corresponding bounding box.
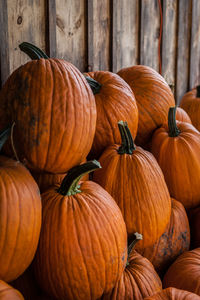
[85,71,138,159]
[34,181,127,300]
[93,145,171,250]
[138,198,190,277]
[0,280,24,299]
[180,88,200,131]
[163,248,200,295]
[176,107,192,124]
[101,250,162,300]
[0,156,41,282]
[117,65,175,146]
[144,287,200,300]
[151,121,200,209]
[0,58,96,173]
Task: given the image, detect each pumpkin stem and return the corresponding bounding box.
[126,232,143,267]
[196,85,200,98]
[57,160,101,196]
[118,121,136,154]
[84,75,102,95]
[168,106,181,137]
[0,124,12,152]
[19,42,49,60]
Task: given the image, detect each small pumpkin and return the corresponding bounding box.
[34,160,127,300]
[180,85,200,131]
[117,65,175,146]
[101,233,162,300]
[163,248,200,295]
[0,280,24,299]
[85,71,138,159]
[151,106,200,209]
[144,287,200,300]
[93,121,171,250]
[176,107,192,123]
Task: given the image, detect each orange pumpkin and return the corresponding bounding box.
[34,161,127,300]
[85,71,138,159]
[144,287,200,300]
[117,65,175,146]
[180,85,200,131]
[0,280,24,299]
[0,43,96,173]
[176,107,192,124]
[93,121,171,250]
[163,248,200,295]
[138,198,190,277]
[101,233,162,300]
[151,106,200,209]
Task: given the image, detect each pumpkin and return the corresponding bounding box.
[151,106,200,209]
[0,42,96,173]
[138,198,190,277]
[117,65,175,146]
[176,107,192,124]
[0,280,24,299]
[144,287,200,300]
[84,71,138,159]
[101,233,162,300]
[34,160,127,300]
[163,248,200,295]
[180,85,200,131]
[93,121,171,250]
[187,206,200,249]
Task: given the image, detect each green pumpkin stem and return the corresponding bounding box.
[57,160,101,196]
[126,232,143,267]
[118,121,136,154]
[0,124,12,152]
[84,75,102,95]
[168,107,181,137]
[19,42,49,60]
[196,85,200,98]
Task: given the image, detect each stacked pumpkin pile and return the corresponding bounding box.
[0,42,199,300]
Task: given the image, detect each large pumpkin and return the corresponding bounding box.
[180,85,200,131]
[85,71,138,159]
[163,248,200,295]
[101,233,162,300]
[0,43,96,173]
[138,198,190,277]
[144,287,200,300]
[93,121,171,250]
[0,280,24,299]
[117,65,175,146]
[151,106,200,209]
[34,161,127,300]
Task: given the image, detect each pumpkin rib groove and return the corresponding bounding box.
[0,173,9,264]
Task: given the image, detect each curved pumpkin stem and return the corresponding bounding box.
[118,121,136,154]
[19,42,49,60]
[168,107,181,137]
[196,85,200,98]
[84,75,102,95]
[0,125,12,152]
[57,160,101,196]
[126,232,143,266]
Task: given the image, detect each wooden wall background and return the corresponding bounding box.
[0,0,200,104]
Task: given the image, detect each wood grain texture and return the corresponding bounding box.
[56,0,86,71]
[112,0,139,72]
[47,0,57,58]
[176,0,192,104]
[140,0,160,72]
[162,0,177,96]
[189,0,200,89]
[87,0,110,71]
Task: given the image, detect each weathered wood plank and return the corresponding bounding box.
[0,0,46,85]
[56,0,86,71]
[176,0,192,104]
[47,0,57,58]
[189,0,200,89]
[140,0,160,72]
[112,0,139,72]
[87,0,110,71]
[162,0,177,96]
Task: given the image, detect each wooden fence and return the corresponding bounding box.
[0,0,200,104]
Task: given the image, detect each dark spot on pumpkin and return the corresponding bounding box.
[29,116,38,127]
